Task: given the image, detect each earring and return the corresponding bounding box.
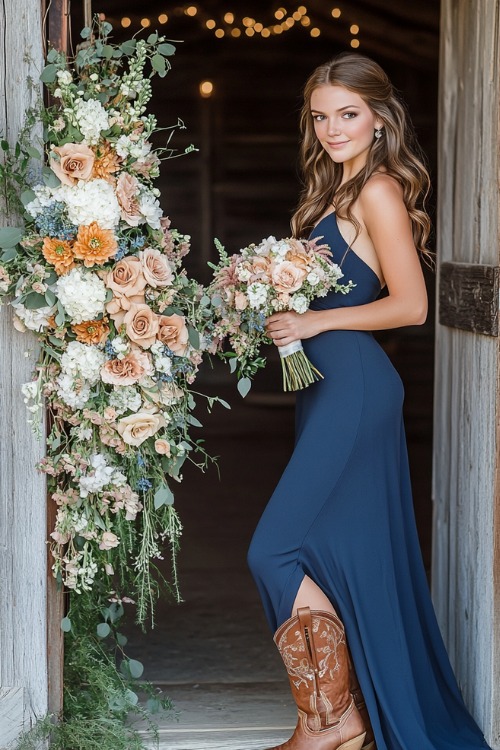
[374,128,383,139]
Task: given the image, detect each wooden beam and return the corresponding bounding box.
[439,262,500,336]
[48,0,69,54]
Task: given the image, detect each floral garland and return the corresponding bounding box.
[0,20,223,633]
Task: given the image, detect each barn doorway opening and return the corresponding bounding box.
[70,3,439,746]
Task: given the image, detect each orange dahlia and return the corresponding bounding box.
[91,141,121,183]
[72,318,110,345]
[73,223,118,267]
[42,237,75,275]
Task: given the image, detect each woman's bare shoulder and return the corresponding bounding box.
[359,172,403,205]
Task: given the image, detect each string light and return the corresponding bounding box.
[332,8,341,18]
[185,5,198,16]
[350,24,359,34]
[297,5,307,12]
[206,19,216,29]
[215,28,225,37]
[254,22,263,32]
[121,17,131,27]
[231,27,241,37]
[224,12,234,23]
[158,13,168,24]
[261,28,271,37]
[199,80,214,97]
[140,17,151,27]
[301,15,311,26]
[310,27,320,37]
[350,38,360,48]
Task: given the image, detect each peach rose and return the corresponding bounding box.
[106,257,147,316]
[99,531,120,550]
[140,247,174,288]
[116,172,142,226]
[49,143,95,186]
[234,291,248,311]
[285,250,310,271]
[123,303,159,349]
[116,411,166,446]
[271,261,307,293]
[251,256,272,280]
[157,313,189,355]
[154,439,171,456]
[101,348,152,385]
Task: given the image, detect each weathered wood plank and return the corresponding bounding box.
[438,262,499,335]
[0,0,48,743]
[433,0,500,746]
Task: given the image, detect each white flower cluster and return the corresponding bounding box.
[151,341,172,375]
[109,385,142,415]
[79,453,126,498]
[290,293,309,314]
[60,341,105,384]
[56,268,107,323]
[138,189,163,229]
[247,282,269,309]
[57,179,120,229]
[12,302,55,332]
[115,135,152,160]
[111,336,129,360]
[25,185,56,219]
[74,97,109,144]
[56,373,91,409]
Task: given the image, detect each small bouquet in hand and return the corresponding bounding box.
[206,235,355,393]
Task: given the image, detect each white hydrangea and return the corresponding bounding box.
[139,189,162,229]
[290,293,309,314]
[57,179,120,229]
[111,336,129,360]
[115,135,151,160]
[247,282,269,309]
[307,271,320,286]
[25,184,56,218]
[12,302,55,332]
[109,386,142,415]
[56,268,107,323]
[236,266,252,282]
[255,236,277,255]
[74,98,109,144]
[79,453,116,498]
[57,70,72,86]
[155,355,172,375]
[271,240,291,258]
[56,371,91,409]
[60,341,106,384]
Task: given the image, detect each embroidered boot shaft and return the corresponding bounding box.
[266,607,366,750]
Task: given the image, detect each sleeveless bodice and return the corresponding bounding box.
[308,212,382,310]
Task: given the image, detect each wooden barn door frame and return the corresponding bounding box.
[432,0,500,747]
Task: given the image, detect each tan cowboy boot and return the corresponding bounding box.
[267,607,366,750]
[348,656,376,750]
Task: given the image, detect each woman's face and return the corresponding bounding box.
[310,85,382,169]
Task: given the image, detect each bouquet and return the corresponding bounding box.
[206,235,355,393]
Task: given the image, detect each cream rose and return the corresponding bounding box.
[99,531,120,550]
[123,303,159,349]
[49,143,95,186]
[106,257,147,316]
[116,172,142,226]
[157,313,189,355]
[101,349,152,385]
[117,411,166,446]
[140,247,174,288]
[271,261,307,294]
[154,439,171,456]
[251,256,272,280]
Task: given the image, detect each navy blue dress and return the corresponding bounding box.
[247,212,491,750]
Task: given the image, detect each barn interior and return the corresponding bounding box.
[67,3,440,746]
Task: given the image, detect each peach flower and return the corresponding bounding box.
[271,261,307,294]
[157,313,189,355]
[99,531,120,550]
[234,291,248,311]
[91,141,121,183]
[154,439,171,456]
[49,143,95,186]
[116,411,166,446]
[251,256,272,280]
[71,318,110,345]
[116,172,142,226]
[42,237,75,275]
[285,250,310,271]
[101,349,152,385]
[106,257,147,316]
[123,303,159,349]
[73,222,118,267]
[140,247,174,288]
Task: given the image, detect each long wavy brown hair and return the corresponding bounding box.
[291,53,433,265]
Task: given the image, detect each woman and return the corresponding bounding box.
[247,53,491,750]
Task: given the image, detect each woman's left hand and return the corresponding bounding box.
[266,310,323,347]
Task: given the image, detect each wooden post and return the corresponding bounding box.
[0,0,48,744]
[433,1,500,747]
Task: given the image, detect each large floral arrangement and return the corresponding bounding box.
[207,235,354,393]
[0,21,220,631]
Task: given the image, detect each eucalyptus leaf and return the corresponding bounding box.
[45,289,56,306]
[55,308,66,327]
[46,48,59,63]
[120,40,137,56]
[1,248,17,262]
[40,64,58,83]
[102,21,113,35]
[97,622,111,638]
[80,26,91,39]
[151,54,166,77]
[128,658,144,679]
[229,357,238,374]
[158,42,176,56]
[0,226,23,248]
[217,398,231,410]
[187,414,203,428]
[116,632,128,647]
[23,292,48,310]
[93,510,106,531]
[21,189,36,206]
[61,616,72,632]
[147,32,158,44]
[154,482,174,509]
[125,689,139,706]
[42,166,61,188]
[147,697,161,714]
[188,325,200,349]
[237,377,252,398]
[102,45,114,59]
[24,145,42,160]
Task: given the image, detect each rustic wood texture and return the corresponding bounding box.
[0,0,48,743]
[433,1,500,746]
[439,262,500,335]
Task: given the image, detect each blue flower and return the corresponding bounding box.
[136,477,152,491]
